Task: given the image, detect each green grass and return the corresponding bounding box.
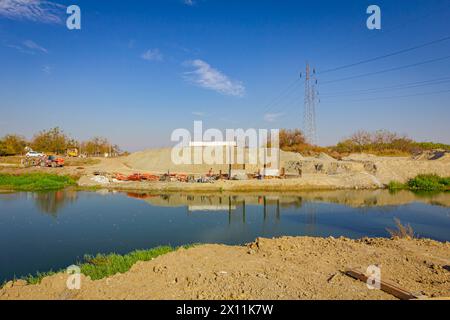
[0,173,76,191]
[388,174,450,192]
[387,181,406,191]
[8,245,194,286]
[80,246,177,280]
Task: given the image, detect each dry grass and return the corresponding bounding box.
[386,218,415,239]
[0,156,22,165]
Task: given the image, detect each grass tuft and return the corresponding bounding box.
[79,246,177,280]
[386,218,415,239]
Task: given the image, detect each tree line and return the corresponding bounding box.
[0,127,123,157]
[278,129,449,156]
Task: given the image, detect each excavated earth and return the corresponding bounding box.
[1,237,449,300]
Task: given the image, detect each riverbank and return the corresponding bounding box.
[1,236,448,300]
[1,150,450,192]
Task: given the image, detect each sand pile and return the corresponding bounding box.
[122,148,306,174]
[342,153,380,161]
[317,152,336,161]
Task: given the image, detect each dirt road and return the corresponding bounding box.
[1,237,449,300]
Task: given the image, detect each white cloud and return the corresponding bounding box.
[23,39,47,53]
[192,111,205,117]
[183,59,245,97]
[264,113,284,122]
[141,48,163,62]
[0,0,65,24]
[183,0,195,6]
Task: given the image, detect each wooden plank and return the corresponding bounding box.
[345,268,422,300]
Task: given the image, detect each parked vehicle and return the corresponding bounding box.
[25,151,45,158]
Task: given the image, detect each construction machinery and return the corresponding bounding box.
[40,155,65,168]
[67,148,79,157]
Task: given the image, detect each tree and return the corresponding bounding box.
[0,134,27,156]
[279,129,307,150]
[81,137,120,157]
[335,129,417,155]
[31,127,69,154]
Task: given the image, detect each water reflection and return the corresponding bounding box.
[128,189,450,210]
[33,190,78,217]
[9,189,450,218]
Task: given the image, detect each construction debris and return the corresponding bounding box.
[344,268,426,300]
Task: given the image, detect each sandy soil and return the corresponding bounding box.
[1,237,449,300]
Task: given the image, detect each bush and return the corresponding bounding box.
[407,174,449,191]
[333,130,450,156]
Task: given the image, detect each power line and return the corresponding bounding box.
[255,78,302,126]
[312,3,449,60]
[320,55,450,85]
[320,76,450,97]
[321,88,450,103]
[318,35,450,74]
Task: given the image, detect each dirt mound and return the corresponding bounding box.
[342,153,378,161]
[1,237,448,300]
[122,148,305,174]
[317,152,336,161]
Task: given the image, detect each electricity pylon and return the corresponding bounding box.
[303,63,318,145]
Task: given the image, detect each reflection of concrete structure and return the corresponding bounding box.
[188,205,236,212]
[134,190,450,210]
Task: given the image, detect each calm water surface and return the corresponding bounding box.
[0,189,449,282]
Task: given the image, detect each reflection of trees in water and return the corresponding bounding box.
[33,190,78,217]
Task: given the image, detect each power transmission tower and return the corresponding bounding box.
[303,63,318,145]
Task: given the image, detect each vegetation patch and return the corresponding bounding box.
[388,174,450,192]
[80,246,178,280]
[0,173,77,191]
[10,245,194,286]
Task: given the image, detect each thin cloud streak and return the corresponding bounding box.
[6,39,48,54]
[0,0,65,24]
[23,39,48,53]
[141,48,163,62]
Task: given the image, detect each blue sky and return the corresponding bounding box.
[0,0,449,151]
